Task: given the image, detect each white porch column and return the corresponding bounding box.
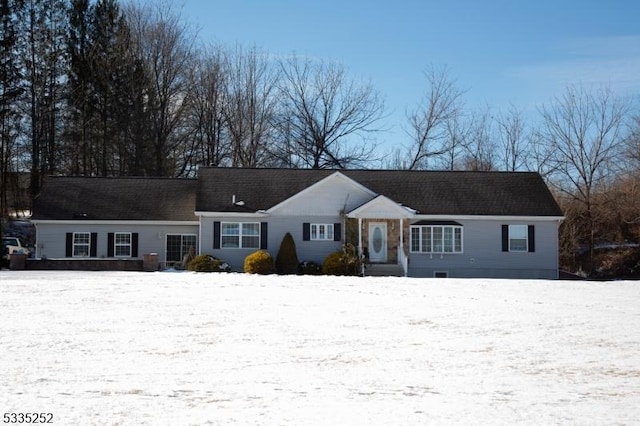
[399,218,404,255]
[358,218,362,254]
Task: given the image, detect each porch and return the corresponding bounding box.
[352,218,409,277]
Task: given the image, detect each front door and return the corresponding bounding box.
[368,222,387,262]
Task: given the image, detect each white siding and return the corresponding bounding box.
[269,173,374,216]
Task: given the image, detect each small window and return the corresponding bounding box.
[114,232,131,257]
[434,271,449,278]
[311,224,334,241]
[73,232,90,257]
[509,225,528,252]
[221,222,260,249]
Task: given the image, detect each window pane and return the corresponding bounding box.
[74,246,89,257]
[454,228,462,252]
[311,224,318,239]
[242,223,259,235]
[183,235,196,256]
[433,227,443,252]
[411,227,420,252]
[423,227,431,252]
[74,233,89,244]
[443,227,453,252]
[166,235,182,262]
[115,233,130,245]
[222,236,239,248]
[242,235,259,248]
[222,223,239,235]
[327,224,334,240]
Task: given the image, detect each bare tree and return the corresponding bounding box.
[541,84,631,272]
[438,111,472,170]
[404,65,465,170]
[183,44,229,174]
[496,104,528,171]
[460,108,496,171]
[626,114,640,169]
[278,55,384,169]
[222,44,279,168]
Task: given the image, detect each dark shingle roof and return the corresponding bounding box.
[196,168,563,217]
[32,176,197,221]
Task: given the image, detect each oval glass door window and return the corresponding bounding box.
[373,226,383,253]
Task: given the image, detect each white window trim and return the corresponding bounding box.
[73,232,91,258]
[508,225,528,252]
[114,232,132,258]
[221,222,260,249]
[410,225,464,254]
[310,223,334,241]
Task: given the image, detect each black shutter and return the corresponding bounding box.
[260,222,268,249]
[90,233,98,257]
[65,233,73,257]
[501,225,509,252]
[528,225,535,253]
[107,233,114,257]
[334,223,342,241]
[213,221,221,249]
[303,223,310,241]
[132,233,139,257]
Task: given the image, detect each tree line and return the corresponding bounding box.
[1,0,639,277]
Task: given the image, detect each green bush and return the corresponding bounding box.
[275,232,299,274]
[322,243,362,276]
[298,260,322,275]
[244,250,275,274]
[187,254,230,272]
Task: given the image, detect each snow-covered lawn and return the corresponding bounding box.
[1,271,639,425]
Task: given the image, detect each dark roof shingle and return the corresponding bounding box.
[32,176,197,221]
[196,168,563,217]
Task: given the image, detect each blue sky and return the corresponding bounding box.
[167,0,640,150]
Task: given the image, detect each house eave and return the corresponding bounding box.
[31,219,200,225]
[412,214,565,222]
[194,211,270,218]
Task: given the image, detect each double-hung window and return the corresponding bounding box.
[114,232,132,257]
[221,222,260,249]
[73,232,91,257]
[410,224,463,254]
[508,225,528,252]
[311,224,334,241]
[502,224,535,252]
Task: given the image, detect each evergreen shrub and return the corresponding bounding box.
[244,250,275,274]
[275,232,299,274]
